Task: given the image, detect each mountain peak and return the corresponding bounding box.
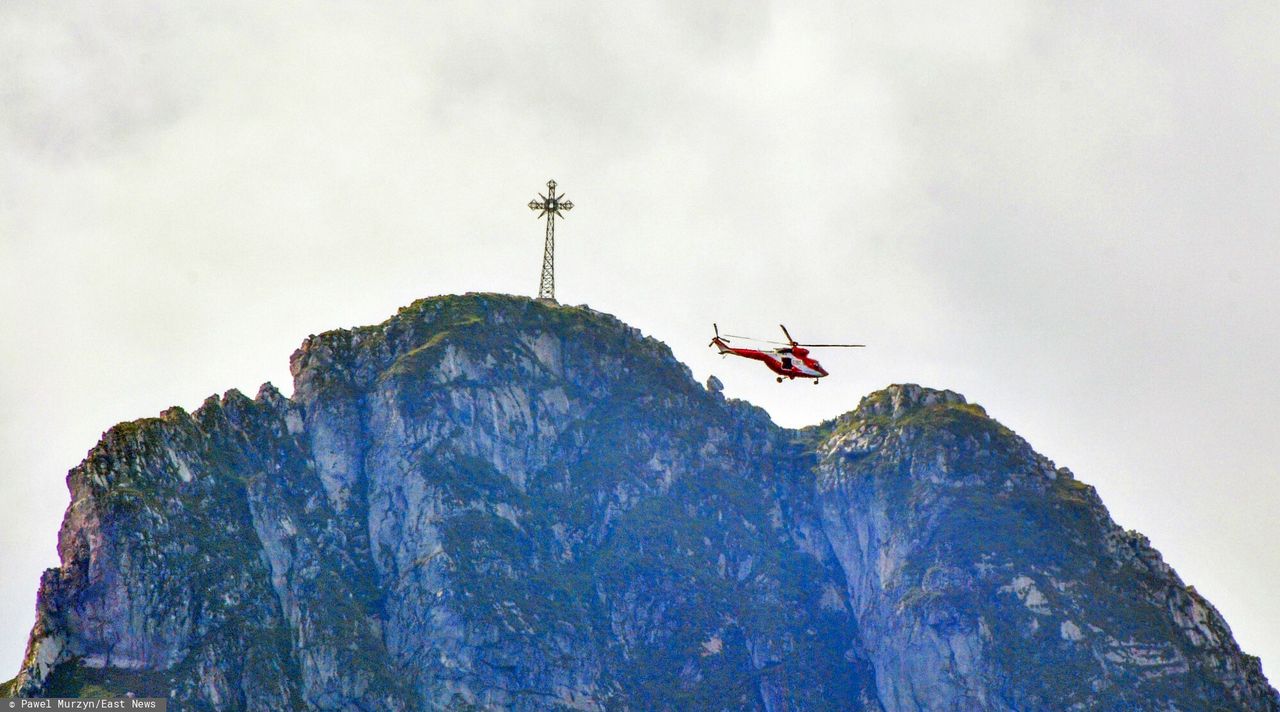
[6,296,1276,710]
[855,383,971,420]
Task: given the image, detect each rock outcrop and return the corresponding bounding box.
[5,294,1275,711]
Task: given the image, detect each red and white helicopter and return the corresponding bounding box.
[709,324,864,384]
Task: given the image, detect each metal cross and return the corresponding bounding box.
[528,179,573,303]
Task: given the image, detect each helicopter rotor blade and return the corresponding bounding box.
[723,334,791,346]
[779,324,796,346]
[796,343,866,348]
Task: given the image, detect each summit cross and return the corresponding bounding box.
[528,179,573,303]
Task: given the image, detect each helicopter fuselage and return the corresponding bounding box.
[710,337,828,380]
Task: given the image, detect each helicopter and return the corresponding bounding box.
[709,324,864,384]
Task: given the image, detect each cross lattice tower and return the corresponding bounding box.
[528,179,573,303]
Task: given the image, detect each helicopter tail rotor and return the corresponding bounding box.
[709,323,730,349]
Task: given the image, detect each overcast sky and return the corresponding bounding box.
[2,0,1277,681]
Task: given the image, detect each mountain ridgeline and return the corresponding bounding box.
[5,294,1276,710]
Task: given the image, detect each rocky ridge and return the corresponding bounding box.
[4,293,1276,711]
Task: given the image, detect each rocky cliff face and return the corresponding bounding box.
[5,294,1276,711]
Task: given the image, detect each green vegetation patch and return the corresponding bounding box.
[43,661,174,700]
